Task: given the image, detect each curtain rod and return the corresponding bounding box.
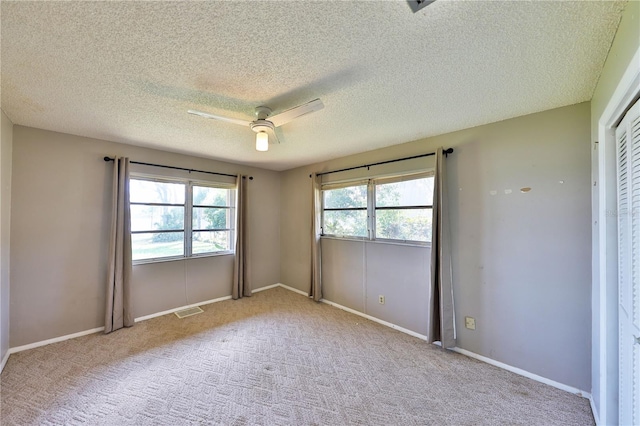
[310,148,453,178]
[103,157,253,180]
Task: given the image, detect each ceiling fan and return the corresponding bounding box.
[188,98,324,152]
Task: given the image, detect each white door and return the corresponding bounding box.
[616,97,640,426]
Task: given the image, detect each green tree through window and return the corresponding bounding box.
[323,185,367,237]
[322,175,433,242]
[192,185,233,254]
[130,178,234,261]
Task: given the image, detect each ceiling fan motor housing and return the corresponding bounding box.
[250,120,275,134]
[254,106,272,120]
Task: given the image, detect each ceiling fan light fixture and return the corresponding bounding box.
[256,132,269,151]
[251,121,274,152]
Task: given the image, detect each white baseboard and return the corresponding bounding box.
[318,298,429,341]
[134,295,232,322]
[3,282,594,413]
[252,283,281,293]
[1,348,10,372]
[6,286,292,356]
[9,326,105,354]
[450,347,591,399]
[589,394,600,425]
[8,293,240,355]
[278,283,310,297]
[275,286,592,403]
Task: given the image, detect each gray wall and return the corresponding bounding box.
[322,239,430,334]
[10,126,281,347]
[280,102,592,391]
[1,110,13,363]
[590,0,640,420]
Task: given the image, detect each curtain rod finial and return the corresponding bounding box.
[104,156,114,162]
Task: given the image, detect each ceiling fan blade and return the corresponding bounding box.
[268,98,324,127]
[188,109,251,127]
[266,126,281,145]
[274,127,285,144]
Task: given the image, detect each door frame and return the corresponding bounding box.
[596,45,640,426]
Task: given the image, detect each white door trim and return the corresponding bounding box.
[596,45,640,426]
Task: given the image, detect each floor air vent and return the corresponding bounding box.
[174,306,204,319]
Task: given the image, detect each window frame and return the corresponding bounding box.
[321,180,369,240]
[321,172,434,245]
[190,182,236,258]
[130,175,236,264]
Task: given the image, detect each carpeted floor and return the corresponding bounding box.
[1,287,594,425]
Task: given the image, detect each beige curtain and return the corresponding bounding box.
[309,173,322,301]
[105,157,133,334]
[428,147,456,348]
[233,175,251,299]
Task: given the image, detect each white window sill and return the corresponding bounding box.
[320,235,431,248]
[133,250,235,266]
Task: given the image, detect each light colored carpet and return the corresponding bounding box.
[1,287,593,425]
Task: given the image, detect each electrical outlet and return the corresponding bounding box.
[378,295,385,305]
[465,316,476,330]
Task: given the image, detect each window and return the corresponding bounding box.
[192,185,234,255]
[375,177,433,242]
[322,183,368,237]
[130,177,235,262]
[321,174,433,243]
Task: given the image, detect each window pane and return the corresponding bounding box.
[193,231,232,254]
[193,186,230,207]
[130,205,184,232]
[132,232,184,260]
[193,207,231,230]
[130,180,185,204]
[376,208,432,242]
[323,185,367,209]
[376,177,433,207]
[323,210,367,237]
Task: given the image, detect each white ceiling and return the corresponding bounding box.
[0,1,625,171]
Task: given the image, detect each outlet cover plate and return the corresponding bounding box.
[465,316,476,330]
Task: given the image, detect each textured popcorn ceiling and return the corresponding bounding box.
[0,1,625,171]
